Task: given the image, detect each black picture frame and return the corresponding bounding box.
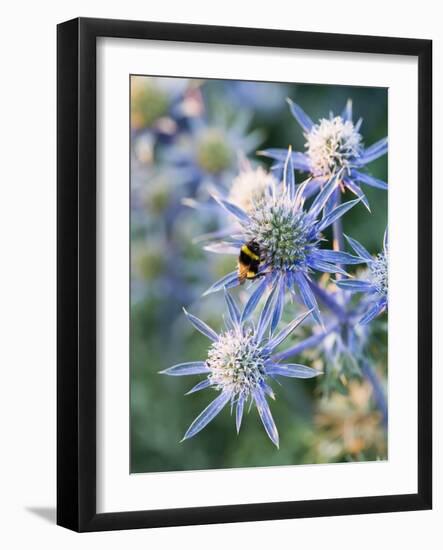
[57,17,432,532]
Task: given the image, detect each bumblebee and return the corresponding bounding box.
[238,240,262,283]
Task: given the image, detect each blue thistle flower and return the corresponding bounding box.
[160,291,320,447]
[260,98,388,210]
[336,230,388,324]
[202,148,364,325]
[166,111,264,191]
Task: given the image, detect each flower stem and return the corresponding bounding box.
[323,198,387,430]
[273,323,338,361]
[361,359,388,430]
[332,188,345,278]
[309,280,348,322]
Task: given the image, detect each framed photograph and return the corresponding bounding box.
[57,17,432,532]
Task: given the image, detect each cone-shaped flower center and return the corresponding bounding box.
[207,329,269,396]
[196,129,233,173]
[370,252,388,297]
[244,197,311,271]
[306,116,362,176]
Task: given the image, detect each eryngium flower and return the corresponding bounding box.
[260,99,388,210]
[203,149,363,324]
[336,231,388,324]
[166,111,264,188]
[160,291,320,447]
[228,165,278,213]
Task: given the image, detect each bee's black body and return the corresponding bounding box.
[238,240,261,282]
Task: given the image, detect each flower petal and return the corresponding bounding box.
[317,197,361,232]
[203,270,240,296]
[160,362,209,376]
[258,149,311,171]
[309,175,339,218]
[311,249,364,265]
[183,308,219,341]
[241,277,269,322]
[341,98,353,122]
[360,299,387,325]
[266,363,320,379]
[323,187,339,217]
[294,272,321,325]
[192,226,239,243]
[203,242,240,255]
[353,171,388,190]
[383,227,389,254]
[182,391,232,441]
[270,275,286,333]
[286,98,314,132]
[256,282,279,342]
[360,137,388,164]
[253,389,279,448]
[344,234,372,261]
[283,146,296,200]
[291,152,311,172]
[272,324,337,361]
[344,178,370,212]
[185,379,213,394]
[236,395,245,433]
[262,382,276,400]
[266,309,311,351]
[294,177,322,207]
[224,289,241,325]
[212,195,251,224]
[336,279,375,292]
[307,257,350,276]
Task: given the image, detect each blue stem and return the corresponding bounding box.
[328,190,387,430]
[361,359,388,430]
[309,280,348,322]
[273,323,338,361]
[332,188,345,277]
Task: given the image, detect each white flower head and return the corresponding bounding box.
[369,251,388,297]
[160,296,319,447]
[228,166,277,212]
[305,116,363,177]
[207,326,269,397]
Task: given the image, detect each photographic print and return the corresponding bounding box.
[130,75,388,474]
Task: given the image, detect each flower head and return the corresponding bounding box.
[368,251,388,298]
[260,98,388,210]
[306,115,363,177]
[228,165,277,212]
[271,281,371,392]
[206,327,269,395]
[195,128,235,174]
[203,148,363,325]
[160,291,320,447]
[167,112,264,191]
[336,230,388,324]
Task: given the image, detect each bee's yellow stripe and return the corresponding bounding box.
[246,271,257,279]
[241,244,259,261]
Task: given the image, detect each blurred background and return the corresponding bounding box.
[130,76,387,473]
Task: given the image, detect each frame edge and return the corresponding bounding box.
[57,16,433,532]
[57,17,81,532]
